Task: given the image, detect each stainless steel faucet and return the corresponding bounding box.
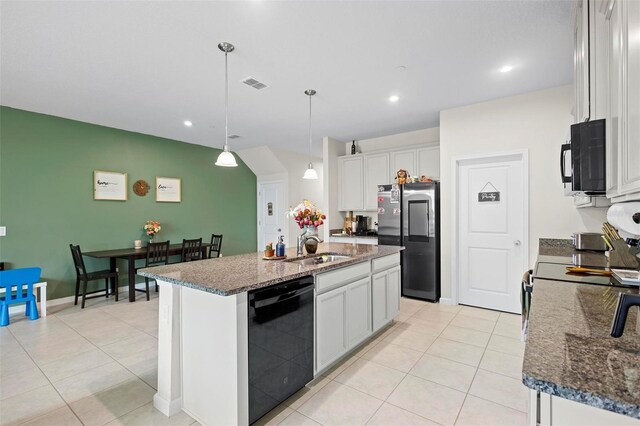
[297,232,321,256]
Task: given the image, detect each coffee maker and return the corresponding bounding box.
[355,215,369,236]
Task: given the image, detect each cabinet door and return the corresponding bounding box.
[620,0,640,196]
[386,266,401,320]
[371,272,388,332]
[574,0,590,122]
[364,153,390,211]
[606,0,622,198]
[391,150,416,180]
[417,146,440,179]
[316,286,348,372]
[338,156,364,211]
[346,277,372,348]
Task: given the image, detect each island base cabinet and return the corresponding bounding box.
[531,390,640,426]
[372,265,401,332]
[316,286,348,373]
[347,277,372,348]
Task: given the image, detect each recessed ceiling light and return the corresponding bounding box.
[183,120,193,127]
[389,95,400,103]
[500,65,514,73]
[395,65,407,72]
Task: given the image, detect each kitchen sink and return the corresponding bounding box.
[284,253,352,266]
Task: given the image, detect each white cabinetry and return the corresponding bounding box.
[531,390,639,426]
[371,253,401,332]
[372,265,400,332]
[604,0,640,202]
[417,146,440,179]
[364,153,390,210]
[337,144,440,212]
[338,155,364,211]
[391,150,417,180]
[346,277,372,348]
[574,0,590,122]
[316,286,348,373]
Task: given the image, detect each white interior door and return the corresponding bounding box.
[457,152,527,313]
[258,181,285,251]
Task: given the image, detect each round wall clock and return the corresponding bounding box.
[133,179,150,196]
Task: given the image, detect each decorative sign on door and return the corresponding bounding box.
[478,181,500,202]
[267,202,273,216]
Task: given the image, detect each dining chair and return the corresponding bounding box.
[70,244,119,308]
[136,240,170,298]
[0,267,41,327]
[181,238,203,262]
[208,234,223,258]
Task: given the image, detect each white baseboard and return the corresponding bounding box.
[7,282,151,315]
[153,393,182,416]
[439,297,457,306]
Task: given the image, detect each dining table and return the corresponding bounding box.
[83,243,213,302]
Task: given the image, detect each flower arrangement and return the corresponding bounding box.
[144,220,161,239]
[287,200,326,229]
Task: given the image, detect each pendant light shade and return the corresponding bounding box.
[302,89,318,180]
[215,42,238,168]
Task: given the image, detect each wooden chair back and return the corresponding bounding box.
[181,238,203,262]
[146,240,171,267]
[209,234,223,258]
[69,244,88,280]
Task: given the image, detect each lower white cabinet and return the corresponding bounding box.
[316,278,371,373]
[372,265,400,332]
[531,390,639,426]
[346,277,372,348]
[316,285,348,373]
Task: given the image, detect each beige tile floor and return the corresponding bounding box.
[1,292,528,426]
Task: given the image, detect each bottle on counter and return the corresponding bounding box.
[276,236,285,257]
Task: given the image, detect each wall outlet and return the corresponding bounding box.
[0,226,5,237]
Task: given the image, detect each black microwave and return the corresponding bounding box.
[560,119,606,195]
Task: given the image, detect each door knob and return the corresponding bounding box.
[277,228,282,232]
[514,240,521,246]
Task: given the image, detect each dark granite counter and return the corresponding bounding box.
[523,279,640,419]
[139,242,402,296]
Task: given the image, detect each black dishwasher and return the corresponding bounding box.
[248,276,314,424]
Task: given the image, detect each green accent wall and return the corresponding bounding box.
[0,107,257,300]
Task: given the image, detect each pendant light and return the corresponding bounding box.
[302,89,318,180]
[215,42,238,167]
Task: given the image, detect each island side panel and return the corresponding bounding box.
[155,280,183,416]
[180,285,249,426]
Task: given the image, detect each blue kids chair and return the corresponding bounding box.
[0,267,41,326]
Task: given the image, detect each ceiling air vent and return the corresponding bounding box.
[228,134,241,139]
[241,76,268,90]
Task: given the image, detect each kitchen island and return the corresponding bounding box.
[524,240,640,425]
[139,242,403,426]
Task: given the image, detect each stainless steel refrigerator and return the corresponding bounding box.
[378,182,440,302]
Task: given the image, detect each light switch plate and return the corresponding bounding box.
[0,226,5,237]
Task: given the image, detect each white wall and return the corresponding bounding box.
[271,148,324,245]
[440,85,608,301]
[237,146,322,248]
[345,127,440,155]
[322,137,345,241]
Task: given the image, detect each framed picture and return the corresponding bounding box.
[156,176,181,202]
[94,170,128,201]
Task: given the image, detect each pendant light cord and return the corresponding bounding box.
[225,51,229,151]
[308,93,312,160]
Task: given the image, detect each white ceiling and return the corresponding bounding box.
[1,1,573,156]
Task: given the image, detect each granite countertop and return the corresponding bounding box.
[330,234,378,239]
[139,242,402,296]
[537,238,609,269]
[523,279,640,419]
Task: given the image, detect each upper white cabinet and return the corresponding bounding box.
[338,155,364,211]
[603,0,640,202]
[417,146,440,179]
[364,153,390,210]
[391,150,417,180]
[574,0,590,122]
[338,144,440,211]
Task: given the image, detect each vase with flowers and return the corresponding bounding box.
[287,200,326,254]
[144,220,161,243]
